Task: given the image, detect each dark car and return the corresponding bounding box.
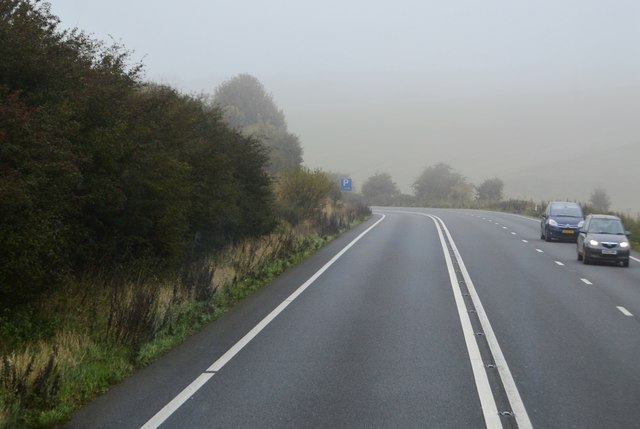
[577,214,631,267]
[540,201,584,242]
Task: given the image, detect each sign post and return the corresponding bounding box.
[340,178,353,192]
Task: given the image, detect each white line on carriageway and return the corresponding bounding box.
[392,210,533,429]
[140,215,387,429]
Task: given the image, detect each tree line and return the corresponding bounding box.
[0,1,345,311]
[362,163,615,214]
[362,163,504,207]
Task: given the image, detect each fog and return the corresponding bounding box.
[51,0,640,212]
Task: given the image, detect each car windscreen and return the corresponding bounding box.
[590,219,625,234]
[550,205,582,217]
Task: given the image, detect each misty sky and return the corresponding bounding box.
[51,1,640,212]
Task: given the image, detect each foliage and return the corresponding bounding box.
[243,121,303,174]
[274,168,336,226]
[213,74,303,174]
[362,172,400,206]
[412,162,474,207]
[0,3,371,425]
[589,187,611,212]
[0,206,368,427]
[0,2,277,309]
[214,74,286,130]
[475,177,504,203]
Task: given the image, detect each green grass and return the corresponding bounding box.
[0,222,353,428]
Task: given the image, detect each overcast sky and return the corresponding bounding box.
[51,0,640,212]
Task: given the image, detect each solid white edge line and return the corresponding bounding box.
[631,256,640,263]
[140,214,387,429]
[427,216,502,429]
[432,214,534,429]
[140,373,214,429]
[617,306,633,317]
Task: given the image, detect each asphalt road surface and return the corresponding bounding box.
[65,209,640,429]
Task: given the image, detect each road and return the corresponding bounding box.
[65,209,640,428]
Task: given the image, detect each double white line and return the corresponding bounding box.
[142,211,532,428]
[423,213,533,429]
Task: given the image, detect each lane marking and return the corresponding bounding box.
[511,232,517,235]
[522,240,529,243]
[536,249,544,253]
[426,214,533,429]
[555,261,564,266]
[581,278,593,285]
[631,256,640,263]
[427,216,502,428]
[617,306,633,317]
[141,215,387,429]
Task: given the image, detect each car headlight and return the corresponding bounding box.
[620,242,630,248]
[589,239,599,246]
[549,219,558,226]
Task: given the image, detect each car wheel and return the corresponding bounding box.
[577,246,583,261]
[583,250,590,265]
[544,227,551,242]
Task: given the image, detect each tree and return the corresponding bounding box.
[0,2,278,308]
[362,172,400,206]
[275,168,334,225]
[243,121,303,174]
[589,188,611,212]
[412,163,473,207]
[214,74,286,130]
[213,74,302,174]
[476,177,504,203]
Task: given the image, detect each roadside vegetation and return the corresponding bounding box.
[361,165,640,248]
[0,2,369,427]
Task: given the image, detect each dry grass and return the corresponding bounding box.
[0,205,371,427]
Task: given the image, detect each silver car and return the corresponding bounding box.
[577,214,631,267]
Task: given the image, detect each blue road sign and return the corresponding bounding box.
[340,178,353,191]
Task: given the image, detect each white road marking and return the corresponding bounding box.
[555,261,564,266]
[141,215,387,429]
[536,249,544,253]
[140,373,214,429]
[581,278,593,285]
[427,214,533,429]
[617,306,633,317]
[631,256,640,263]
[502,226,508,229]
[511,232,517,235]
[522,240,528,243]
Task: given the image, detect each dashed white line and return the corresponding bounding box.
[502,226,508,229]
[511,232,517,235]
[617,306,633,317]
[555,261,564,266]
[522,240,528,243]
[581,278,593,285]
[536,249,544,253]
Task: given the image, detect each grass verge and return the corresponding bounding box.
[0,213,367,428]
